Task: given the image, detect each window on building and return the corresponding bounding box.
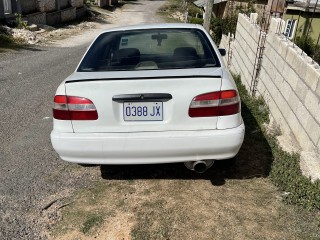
[283,19,297,39]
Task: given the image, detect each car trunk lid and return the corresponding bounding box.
[64,68,223,133]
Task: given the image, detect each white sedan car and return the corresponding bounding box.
[51,23,245,173]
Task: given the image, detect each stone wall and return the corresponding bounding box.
[21,0,38,14]
[61,7,76,22]
[38,0,56,13]
[220,14,320,179]
[60,0,70,9]
[25,12,46,24]
[22,0,85,25]
[70,0,84,8]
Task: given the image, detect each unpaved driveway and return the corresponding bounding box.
[54,0,165,48]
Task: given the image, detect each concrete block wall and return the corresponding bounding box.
[228,14,260,91]
[38,0,56,13]
[70,0,84,8]
[221,14,320,155]
[60,0,70,9]
[21,0,38,14]
[25,12,46,25]
[61,7,76,22]
[23,0,85,25]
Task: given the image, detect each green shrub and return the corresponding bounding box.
[15,13,28,29]
[187,4,202,18]
[295,36,320,64]
[210,1,255,44]
[0,33,14,44]
[188,17,203,25]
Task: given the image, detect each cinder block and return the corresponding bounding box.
[76,7,87,19]
[268,95,292,133]
[296,101,311,128]
[38,0,56,12]
[267,92,282,120]
[288,110,313,151]
[237,19,246,36]
[61,7,76,23]
[295,80,309,101]
[257,79,266,94]
[238,14,247,26]
[263,41,273,57]
[275,87,291,117]
[306,117,320,145]
[266,33,280,50]
[269,18,281,33]
[25,12,46,25]
[304,90,320,124]
[316,80,320,97]
[288,91,301,112]
[286,47,307,81]
[278,40,289,60]
[279,78,292,101]
[70,0,84,8]
[273,52,286,74]
[278,115,291,135]
[281,64,299,90]
[46,11,61,25]
[304,64,320,91]
[265,74,282,102]
[267,59,278,82]
[60,0,69,9]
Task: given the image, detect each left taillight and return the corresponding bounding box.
[189,90,240,117]
[53,95,98,120]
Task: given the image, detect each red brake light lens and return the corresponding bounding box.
[53,95,98,120]
[189,90,240,117]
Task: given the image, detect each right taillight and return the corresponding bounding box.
[53,95,98,120]
[189,90,240,117]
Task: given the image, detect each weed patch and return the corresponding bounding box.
[233,74,320,211]
[0,33,25,52]
[81,214,103,234]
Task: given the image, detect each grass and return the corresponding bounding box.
[81,214,103,234]
[0,33,19,52]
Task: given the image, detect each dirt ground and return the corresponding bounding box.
[33,1,320,239]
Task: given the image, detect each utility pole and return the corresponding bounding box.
[203,0,214,32]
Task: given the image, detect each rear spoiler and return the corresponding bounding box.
[65,75,222,84]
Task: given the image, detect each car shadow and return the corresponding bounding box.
[99,102,273,186]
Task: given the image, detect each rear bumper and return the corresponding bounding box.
[51,123,245,164]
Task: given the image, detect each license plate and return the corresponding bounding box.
[123,102,163,121]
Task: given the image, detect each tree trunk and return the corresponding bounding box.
[203,0,214,32]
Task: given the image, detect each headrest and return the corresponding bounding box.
[173,47,198,58]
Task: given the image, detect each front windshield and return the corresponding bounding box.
[78,28,220,72]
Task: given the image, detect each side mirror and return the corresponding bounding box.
[218,48,226,56]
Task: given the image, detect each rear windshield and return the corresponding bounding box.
[77,28,221,72]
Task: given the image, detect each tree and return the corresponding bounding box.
[203,0,214,31]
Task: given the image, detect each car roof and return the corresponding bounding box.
[99,23,205,34]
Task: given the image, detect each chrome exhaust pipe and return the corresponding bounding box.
[184,160,214,173]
